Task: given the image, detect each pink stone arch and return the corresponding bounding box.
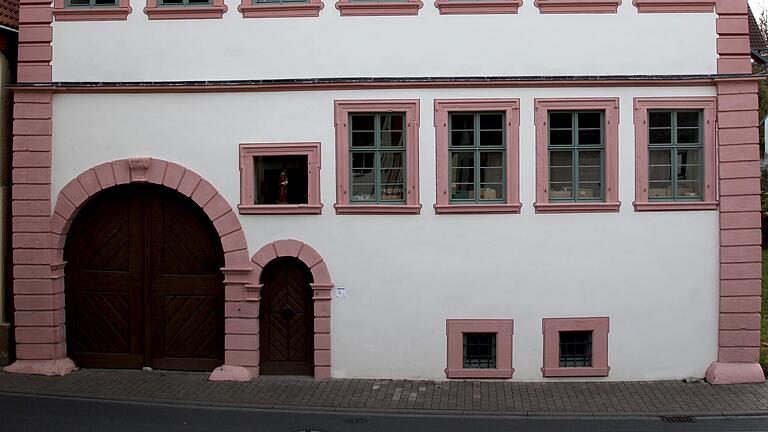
[52,158,255,380]
[250,239,333,379]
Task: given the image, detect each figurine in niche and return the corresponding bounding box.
[278,170,289,204]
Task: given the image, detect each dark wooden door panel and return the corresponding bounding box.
[65,184,225,372]
[260,258,314,375]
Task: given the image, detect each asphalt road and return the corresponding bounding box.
[2,392,768,432]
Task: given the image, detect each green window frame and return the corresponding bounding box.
[448,112,506,204]
[252,0,307,3]
[65,0,118,7]
[348,112,406,204]
[158,0,212,6]
[647,110,704,202]
[547,110,605,202]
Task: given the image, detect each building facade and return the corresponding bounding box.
[2,0,764,383]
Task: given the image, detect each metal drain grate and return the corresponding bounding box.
[343,417,369,424]
[660,416,696,424]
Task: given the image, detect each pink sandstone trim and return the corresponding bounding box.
[335,0,423,15]
[209,365,253,381]
[534,0,621,13]
[3,358,77,376]
[250,239,333,379]
[705,362,765,384]
[542,317,610,377]
[238,143,322,215]
[433,99,521,214]
[144,0,227,19]
[716,0,751,74]
[434,0,521,14]
[533,98,620,214]
[633,0,715,12]
[445,319,514,379]
[333,100,421,215]
[632,97,717,212]
[53,0,132,20]
[239,0,324,17]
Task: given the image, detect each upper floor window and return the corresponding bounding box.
[334,100,421,215]
[54,0,132,20]
[239,0,324,17]
[434,99,521,214]
[434,0,521,14]
[145,0,227,19]
[534,98,620,214]
[633,97,717,211]
[335,0,423,16]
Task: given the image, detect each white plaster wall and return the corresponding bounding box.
[52,86,719,380]
[51,3,717,82]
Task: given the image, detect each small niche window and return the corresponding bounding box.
[647,110,704,201]
[463,333,496,369]
[254,155,308,205]
[548,111,604,202]
[349,113,406,204]
[559,330,592,368]
[445,319,513,379]
[449,112,506,204]
[239,143,322,215]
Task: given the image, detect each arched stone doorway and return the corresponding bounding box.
[64,183,225,371]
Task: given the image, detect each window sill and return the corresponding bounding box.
[334,204,422,215]
[632,0,715,13]
[534,0,621,13]
[445,367,514,379]
[239,1,324,17]
[534,202,620,214]
[434,0,521,14]
[335,0,423,16]
[633,201,718,212]
[53,6,132,20]
[434,203,521,214]
[238,204,323,215]
[542,366,610,377]
[144,5,228,19]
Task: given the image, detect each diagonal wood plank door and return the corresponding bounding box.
[260,257,314,375]
[65,184,224,371]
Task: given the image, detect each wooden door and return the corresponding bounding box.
[259,258,314,375]
[65,184,224,371]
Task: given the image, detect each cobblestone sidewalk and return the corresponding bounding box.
[1,369,768,416]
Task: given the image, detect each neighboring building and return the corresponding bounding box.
[0,0,17,367]
[1,0,764,384]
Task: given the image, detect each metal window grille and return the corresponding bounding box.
[559,330,592,368]
[463,333,496,369]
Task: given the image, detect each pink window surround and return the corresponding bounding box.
[239,0,324,17]
[434,0,521,14]
[249,239,334,380]
[335,0,423,16]
[534,0,621,13]
[542,317,609,377]
[632,97,718,212]
[445,319,514,379]
[144,0,227,19]
[53,0,132,20]
[632,0,715,13]
[433,99,521,214]
[533,98,620,214]
[333,100,421,215]
[238,143,322,215]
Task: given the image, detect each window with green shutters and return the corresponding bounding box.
[547,111,605,202]
[448,112,506,204]
[348,113,406,204]
[647,110,704,201]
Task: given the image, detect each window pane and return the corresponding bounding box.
[160,0,183,5]
[253,155,309,205]
[578,129,601,146]
[550,130,572,146]
[549,150,573,199]
[677,127,700,145]
[450,152,474,200]
[648,149,672,198]
[649,111,671,128]
[677,149,701,198]
[676,111,700,128]
[350,183,375,202]
[451,113,474,130]
[463,333,496,369]
[381,131,403,147]
[559,331,592,368]
[188,0,210,4]
[480,167,503,183]
[649,128,671,145]
[578,112,601,129]
[549,112,572,129]
[351,114,375,131]
[451,130,474,147]
[578,183,601,199]
[68,0,91,5]
[480,151,503,168]
[94,0,118,5]
[380,113,404,132]
[479,184,502,200]
[351,132,375,148]
[480,130,503,147]
[479,113,504,130]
